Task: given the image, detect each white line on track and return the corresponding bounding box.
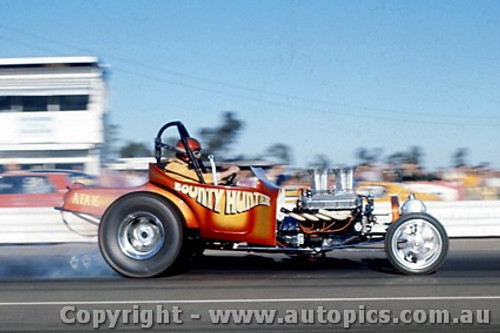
[0,296,499,306]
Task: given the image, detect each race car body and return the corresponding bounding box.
[59,121,449,278]
[356,181,442,202]
[61,163,279,246]
[0,171,73,208]
[0,171,97,244]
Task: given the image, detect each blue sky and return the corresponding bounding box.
[1,0,500,170]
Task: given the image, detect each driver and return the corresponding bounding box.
[164,137,240,184]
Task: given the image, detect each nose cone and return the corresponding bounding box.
[401,193,427,214]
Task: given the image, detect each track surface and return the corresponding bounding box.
[0,239,498,332]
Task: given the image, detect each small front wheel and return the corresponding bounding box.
[99,194,185,278]
[385,213,448,275]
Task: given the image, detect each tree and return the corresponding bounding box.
[407,146,423,166]
[309,154,331,169]
[386,152,407,165]
[266,143,293,165]
[119,142,152,158]
[386,146,423,167]
[198,111,244,159]
[356,147,383,164]
[452,148,468,168]
[102,115,120,163]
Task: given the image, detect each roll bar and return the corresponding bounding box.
[154,121,207,184]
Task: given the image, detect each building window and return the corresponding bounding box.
[60,95,89,111]
[0,96,10,112]
[22,96,48,112]
[0,175,55,194]
[0,150,89,159]
[0,95,90,112]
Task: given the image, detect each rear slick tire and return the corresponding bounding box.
[99,194,185,278]
[385,213,448,275]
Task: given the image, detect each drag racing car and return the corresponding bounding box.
[58,121,449,278]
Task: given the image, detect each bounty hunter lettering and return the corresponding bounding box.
[174,183,270,215]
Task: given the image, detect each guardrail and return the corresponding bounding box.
[0,208,97,244]
[371,200,500,238]
[426,200,500,237]
[0,201,499,243]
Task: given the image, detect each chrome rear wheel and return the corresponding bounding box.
[99,195,184,278]
[118,212,165,260]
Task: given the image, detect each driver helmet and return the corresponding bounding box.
[175,138,202,160]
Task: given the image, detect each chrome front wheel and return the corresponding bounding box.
[385,213,448,275]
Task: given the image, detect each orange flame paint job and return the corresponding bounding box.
[62,164,280,246]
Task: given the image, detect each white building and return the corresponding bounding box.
[0,57,108,175]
